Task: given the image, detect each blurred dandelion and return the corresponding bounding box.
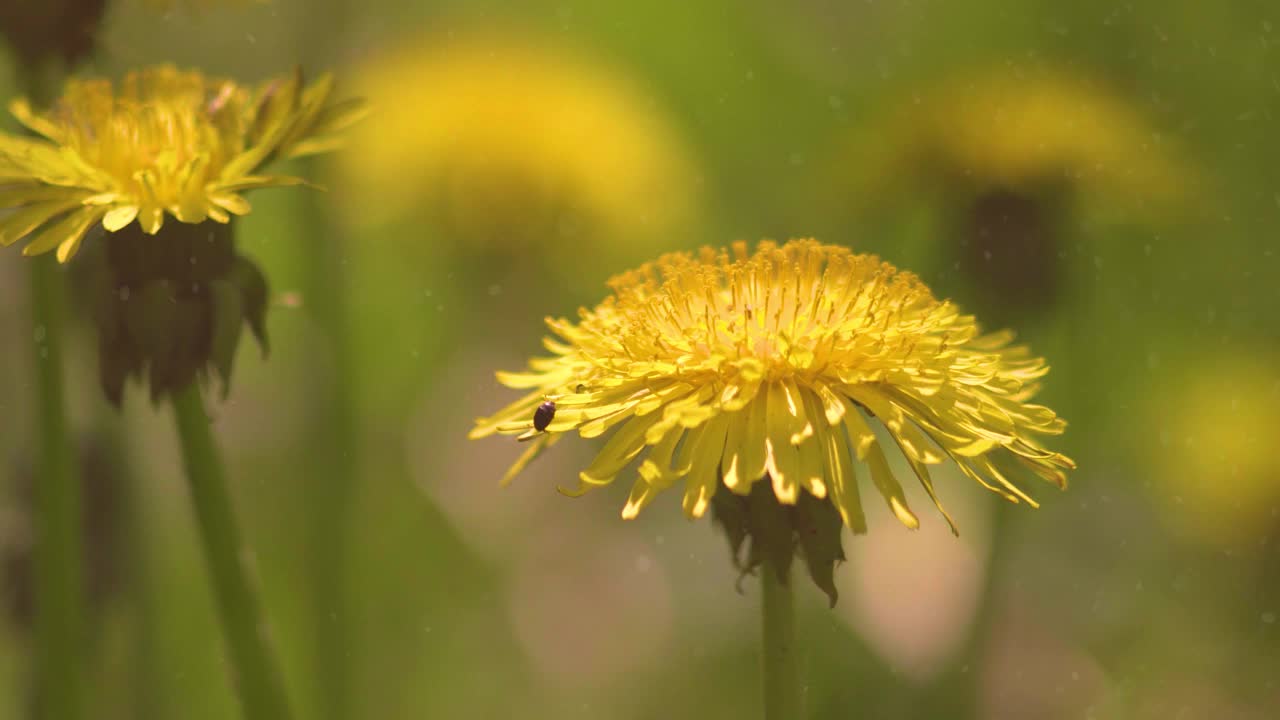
[878,70,1185,208]
[0,64,360,264]
[1146,351,1280,546]
[471,238,1073,716]
[337,28,700,275]
[0,64,363,720]
[835,68,1188,319]
[0,64,365,402]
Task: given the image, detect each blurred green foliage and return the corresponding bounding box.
[1,0,1278,718]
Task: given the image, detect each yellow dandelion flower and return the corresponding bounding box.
[338,28,698,263]
[471,239,1074,601]
[0,64,365,263]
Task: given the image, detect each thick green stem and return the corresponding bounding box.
[101,413,164,720]
[30,255,83,720]
[171,385,293,720]
[297,4,355,714]
[762,567,802,720]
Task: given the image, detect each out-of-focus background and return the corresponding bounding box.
[2,1,1278,718]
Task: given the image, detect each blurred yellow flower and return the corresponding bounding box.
[1148,353,1280,545]
[338,29,699,260]
[0,64,365,262]
[858,68,1187,214]
[471,240,1073,598]
[834,67,1191,321]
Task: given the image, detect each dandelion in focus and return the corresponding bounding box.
[471,239,1074,603]
[337,28,699,273]
[836,68,1188,319]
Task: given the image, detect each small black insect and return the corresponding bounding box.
[533,401,557,432]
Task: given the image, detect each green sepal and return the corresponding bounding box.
[89,219,270,406]
[747,481,795,584]
[208,279,245,395]
[231,256,270,354]
[122,282,177,363]
[148,297,206,405]
[795,492,846,607]
[710,478,750,565]
[710,476,849,607]
[97,333,134,408]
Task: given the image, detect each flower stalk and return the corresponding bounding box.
[762,566,801,720]
[297,175,359,720]
[0,59,362,720]
[171,384,293,720]
[29,254,84,720]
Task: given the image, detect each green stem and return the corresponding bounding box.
[297,5,355,715]
[297,158,358,720]
[100,412,164,720]
[30,255,83,720]
[171,385,293,720]
[762,567,802,720]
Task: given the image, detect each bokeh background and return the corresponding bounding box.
[2,1,1278,718]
